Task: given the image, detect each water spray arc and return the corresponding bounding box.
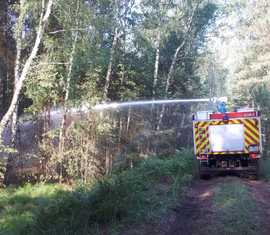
[92,97,228,111]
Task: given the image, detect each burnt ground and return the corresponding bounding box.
[123,176,270,235]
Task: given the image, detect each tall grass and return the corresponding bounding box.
[0,150,195,235]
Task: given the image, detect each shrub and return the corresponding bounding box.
[0,150,195,235]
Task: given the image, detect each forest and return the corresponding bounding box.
[0,0,269,234]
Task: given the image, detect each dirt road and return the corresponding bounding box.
[126,176,270,235]
[165,176,270,235]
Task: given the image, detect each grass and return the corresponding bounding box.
[212,180,261,235]
[259,157,270,180]
[0,149,195,235]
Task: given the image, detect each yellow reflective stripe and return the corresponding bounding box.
[195,121,210,154]
[243,119,260,151]
[230,119,242,124]
[197,141,208,153]
[244,122,259,140]
[195,118,261,155]
[196,137,208,153]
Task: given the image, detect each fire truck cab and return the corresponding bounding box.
[193,107,262,178]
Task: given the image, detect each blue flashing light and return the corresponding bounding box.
[218,102,227,113]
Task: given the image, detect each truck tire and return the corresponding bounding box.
[198,165,211,179]
[249,160,259,180]
[199,172,211,179]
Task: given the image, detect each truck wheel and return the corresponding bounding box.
[198,164,211,179]
[250,174,258,180]
[199,169,211,179]
[249,169,259,180]
[249,160,259,180]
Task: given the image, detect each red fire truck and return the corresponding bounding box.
[193,108,262,178]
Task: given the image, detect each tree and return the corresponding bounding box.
[214,0,270,154]
[157,0,217,130]
[0,0,15,119]
[58,0,81,182]
[0,0,54,148]
[139,0,174,98]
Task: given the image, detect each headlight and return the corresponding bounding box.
[249,145,259,152]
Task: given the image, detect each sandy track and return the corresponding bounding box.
[123,176,270,235]
[165,177,270,235]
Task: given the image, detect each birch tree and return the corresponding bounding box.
[0,0,54,149]
[0,1,15,119]
[140,0,173,98]
[10,0,27,146]
[152,31,161,98]
[157,0,202,130]
[103,27,120,101]
[58,0,80,182]
[103,0,137,101]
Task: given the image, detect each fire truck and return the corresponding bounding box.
[193,103,262,178]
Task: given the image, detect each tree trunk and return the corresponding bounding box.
[59,11,79,144]
[58,30,79,178]
[152,31,161,98]
[156,43,184,130]
[58,0,80,183]
[151,31,161,128]
[156,3,199,130]
[103,28,119,101]
[10,0,24,147]
[0,0,10,119]
[10,107,18,146]
[0,0,54,148]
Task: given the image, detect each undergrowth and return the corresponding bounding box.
[259,157,270,181]
[0,149,195,235]
[212,180,261,235]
